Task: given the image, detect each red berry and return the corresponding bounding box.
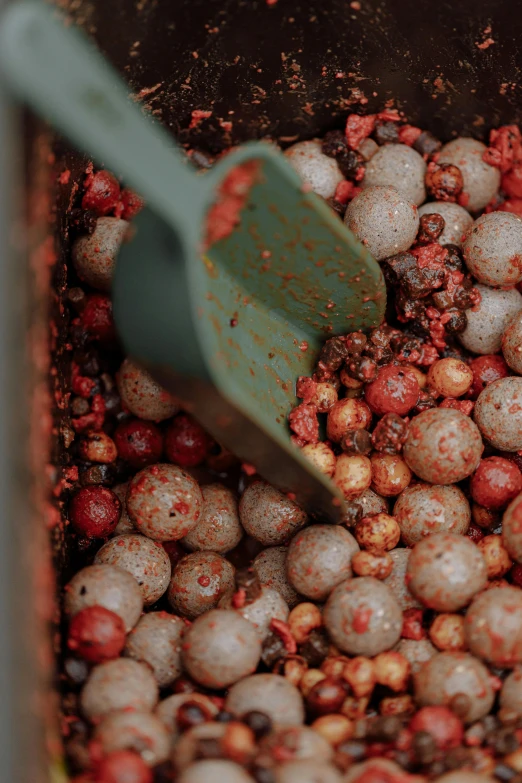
[82,170,121,216]
[364,365,420,417]
[510,562,522,587]
[114,419,163,469]
[470,456,522,510]
[120,188,144,220]
[80,295,116,342]
[67,606,126,663]
[409,706,463,749]
[95,750,153,783]
[466,522,485,544]
[69,486,121,538]
[469,354,509,399]
[164,414,210,467]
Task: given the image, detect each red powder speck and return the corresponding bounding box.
[197,576,211,587]
[204,161,260,248]
[189,109,212,129]
[242,462,257,476]
[58,169,71,185]
[352,607,372,633]
[476,37,495,49]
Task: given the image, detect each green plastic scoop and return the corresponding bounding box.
[0,1,385,522]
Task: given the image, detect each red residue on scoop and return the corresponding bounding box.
[204,161,260,249]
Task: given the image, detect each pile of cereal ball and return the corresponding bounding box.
[61,118,522,783]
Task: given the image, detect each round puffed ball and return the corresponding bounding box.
[500,668,522,716]
[344,186,419,261]
[167,552,235,619]
[418,202,473,247]
[362,144,426,205]
[459,284,522,355]
[259,725,333,762]
[124,611,185,687]
[239,481,308,546]
[355,513,400,552]
[80,658,159,722]
[219,585,289,642]
[181,609,261,688]
[406,533,487,611]
[301,442,336,477]
[334,454,372,499]
[465,586,522,666]
[111,483,136,536]
[181,483,242,553]
[64,564,143,632]
[474,377,522,451]
[438,138,501,212]
[284,139,344,199]
[93,711,170,766]
[414,651,494,723]
[178,760,255,783]
[462,212,522,287]
[156,693,218,735]
[471,457,522,510]
[394,638,437,675]
[371,454,412,497]
[72,217,128,291]
[393,483,471,546]
[286,525,359,601]
[252,546,301,608]
[356,488,389,517]
[403,408,483,484]
[383,549,420,610]
[326,398,372,443]
[435,775,496,783]
[274,760,342,783]
[225,673,305,726]
[503,493,522,562]
[117,358,179,421]
[94,534,171,606]
[364,365,420,417]
[324,576,402,656]
[502,309,522,374]
[427,358,473,399]
[126,463,202,542]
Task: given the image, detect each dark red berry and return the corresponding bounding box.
[69,486,121,538]
[82,170,120,216]
[114,419,163,469]
[470,457,522,510]
[164,414,210,467]
[409,706,463,750]
[469,355,509,400]
[364,365,420,417]
[120,188,144,220]
[95,750,153,783]
[67,606,126,663]
[79,295,116,343]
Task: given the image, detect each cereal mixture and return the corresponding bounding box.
[61,116,522,783]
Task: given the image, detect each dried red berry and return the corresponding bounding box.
[67,606,126,663]
[114,419,163,469]
[469,354,509,399]
[364,365,420,417]
[409,706,463,749]
[69,486,121,538]
[94,750,153,783]
[120,188,144,220]
[470,457,522,510]
[79,294,116,343]
[82,170,121,216]
[164,414,210,467]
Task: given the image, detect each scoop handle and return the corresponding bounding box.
[0,1,205,225]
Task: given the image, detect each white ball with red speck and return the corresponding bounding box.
[94,533,171,605]
[124,611,185,687]
[363,144,426,205]
[286,524,359,601]
[167,551,235,619]
[394,638,437,674]
[284,139,344,199]
[225,673,305,725]
[383,548,421,611]
[219,585,289,642]
[418,202,473,246]
[462,212,522,287]
[117,358,180,421]
[458,284,522,355]
[474,377,522,451]
[111,482,136,535]
[72,217,129,291]
[393,483,471,546]
[181,483,243,553]
[80,658,158,721]
[64,563,143,632]
[93,710,170,766]
[239,481,308,546]
[502,310,522,374]
[438,137,501,212]
[344,186,419,261]
[252,546,302,608]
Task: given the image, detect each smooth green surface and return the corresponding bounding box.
[0,1,386,520]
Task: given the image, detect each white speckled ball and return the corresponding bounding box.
[286,524,359,601]
[167,551,235,619]
[219,585,289,641]
[344,186,419,261]
[81,658,158,721]
[394,638,437,674]
[462,212,522,287]
[94,533,171,605]
[274,760,342,783]
[117,358,179,421]
[363,144,426,205]
[111,483,136,535]
[418,201,473,246]
[182,483,243,553]
[502,310,522,374]
[93,710,170,766]
[393,483,471,546]
[438,137,501,212]
[458,284,522,355]
[284,139,344,199]
[225,673,305,725]
[474,377,522,451]
[383,549,421,611]
[125,611,185,687]
[64,564,143,632]
[178,760,255,783]
[72,217,128,291]
[252,546,302,608]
